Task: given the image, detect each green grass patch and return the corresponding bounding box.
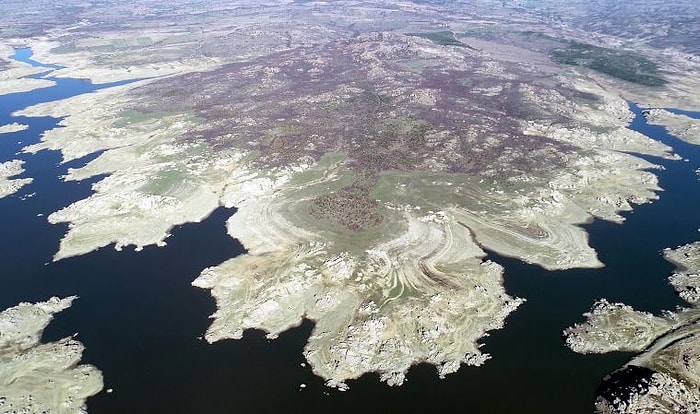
[112,110,196,128]
[140,169,189,195]
[111,39,129,49]
[406,31,474,49]
[111,110,173,128]
[551,41,667,87]
[50,43,77,54]
[135,37,154,46]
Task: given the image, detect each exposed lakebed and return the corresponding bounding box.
[0,49,699,413]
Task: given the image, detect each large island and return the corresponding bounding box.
[0,0,699,410]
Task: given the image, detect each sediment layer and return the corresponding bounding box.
[194,159,524,387]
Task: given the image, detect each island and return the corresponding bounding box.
[0,122,28,135]
[1,0,700,400]
[0,296,103,414]
[0,159,31,198]
[564,242,700,412]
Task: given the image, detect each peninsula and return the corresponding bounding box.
[1,0,699,394]
[0,297,103,414]
[565,242,700,412]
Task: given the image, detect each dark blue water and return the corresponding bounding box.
[665,107,700,119]
[1,49,699,414]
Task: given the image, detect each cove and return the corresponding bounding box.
[0,49,698,414]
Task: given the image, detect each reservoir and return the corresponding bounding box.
[0,49,698,413]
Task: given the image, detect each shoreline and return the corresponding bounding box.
[5,31,695,389]
[0,297,103,414]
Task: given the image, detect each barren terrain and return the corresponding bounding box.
[565,242,700,413]
[0,297,103,414]
[2,0,700,399]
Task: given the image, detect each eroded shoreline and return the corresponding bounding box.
[565,242,700,413]
[0,297,103,414]
[7,34,688,389]
[2,0,700,397]
[0,159,31,199]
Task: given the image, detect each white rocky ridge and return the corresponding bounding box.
[0,122,28,134]
[566,242,700,413]
[0,159,32,199]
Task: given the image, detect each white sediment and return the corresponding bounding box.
[455,133,666,271]
[0,159,32,199]
[0,122,28,134]
[644,108,700,145]
[16,83,237,260]
[0,297,103,414]
[194,162,524,388]
[18,82,152,162]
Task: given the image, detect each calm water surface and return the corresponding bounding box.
[1,49,699,413]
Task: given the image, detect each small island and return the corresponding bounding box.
[0,122,28,134]
[0,296,103,414]
[0,159,31,198]
[565,242,700,413]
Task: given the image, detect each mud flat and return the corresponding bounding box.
[0,159,32,199]
[0,296,103,414]
[565,242,700,413]
[0,122,28,134]
[643,108,700,145]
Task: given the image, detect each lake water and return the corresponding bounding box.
[1,49,699,413]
